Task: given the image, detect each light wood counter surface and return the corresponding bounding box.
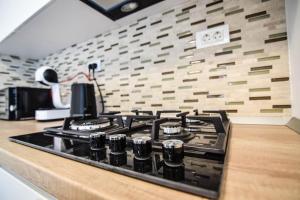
[0,120,299,200]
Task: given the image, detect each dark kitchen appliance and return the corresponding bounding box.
[0,87,53,120]
[9,110,231,199]
[70,83,97,118]
[80,0,164,21]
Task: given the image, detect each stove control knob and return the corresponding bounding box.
[90,132,106,149]
[163,162,185,181]
[132,136,152,158]
[109,134,126,152]
[162,139,184,164]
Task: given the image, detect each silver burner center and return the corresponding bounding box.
[161,122,182,135]
[70,119,111,131]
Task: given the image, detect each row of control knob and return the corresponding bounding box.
[89,133,185,181]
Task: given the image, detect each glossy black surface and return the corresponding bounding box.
[10,132,225,199]
[9,110,231,199]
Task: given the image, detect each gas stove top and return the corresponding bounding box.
[9,109,231,199]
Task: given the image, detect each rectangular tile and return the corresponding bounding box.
[194,91,209,95]
[207,94,224,98]
[161,71,174,76]
[191,19,206,26]
[207,7,223,14]
[161,45,174,50]
[249,87,271,92]
[273,105,291,108]
[265,37,287,43]
[162,90,175,94]
[207,22,225,29]
[178,33,193,39]
[248,70,269,75]
[150,20,162,26]
[257,56,280,61]
[209,75,227,79]
[228,81,247,85]
[215,50,233,56]
[260,108,283,113]
[225,101,244,105]
[182,4,196,12]
[225,8,244,16]
[245,11,267,19]
[184,99,198,103]
[160,26,173,32]
[249,96,271,100]
[206,0,223,7]
[223,44,242,51]
[269,32,287,39]
[163,97,175,100]
[157,34,169,39]
[183,78,197,82]
[243,49,264,55]
[190,59,205,64]
[217,62,235,67]
[271,77,289,82]
[176,17,189,23]
[250,65,272,71]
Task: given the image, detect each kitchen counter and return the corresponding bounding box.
[0,120,299,200]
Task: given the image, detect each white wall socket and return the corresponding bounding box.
[196,24,230,49]
[87,60,102,72]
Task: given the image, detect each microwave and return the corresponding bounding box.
[0,87,54,120]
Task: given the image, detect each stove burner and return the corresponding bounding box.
[159,128,195,142]
[184,125,203,132]
[186,118,208,125]
[70,119,111,131]
[160,122,182,135]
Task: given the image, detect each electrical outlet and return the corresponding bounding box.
[87,60,102,72]
[196,24,229,49]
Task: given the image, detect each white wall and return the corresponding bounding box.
[0,0,51,42]
[286,0,300,119]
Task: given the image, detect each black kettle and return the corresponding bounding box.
[70,83,97,118]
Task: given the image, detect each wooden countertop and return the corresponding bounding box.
[0,120,299,200]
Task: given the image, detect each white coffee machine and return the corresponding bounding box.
[35,66,70,121]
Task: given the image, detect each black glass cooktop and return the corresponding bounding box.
[10,131,226,199]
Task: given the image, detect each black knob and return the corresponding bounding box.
[134,157,152,173]
[132,136,152,158]
[163,162,185,181]
[90,132,106,150]
[162,139,184,164]
[90,148,106,161]
[109,134,126,152]
[109,152,127,166]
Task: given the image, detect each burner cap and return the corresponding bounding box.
[70,119,111,131]
[184,125,202,132]
[161,122,181,135]
[186,118,208,125]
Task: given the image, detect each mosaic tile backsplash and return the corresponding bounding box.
[0,54,39,89]
[39,0,291,117]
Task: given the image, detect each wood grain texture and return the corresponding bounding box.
[0,120,300,200]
